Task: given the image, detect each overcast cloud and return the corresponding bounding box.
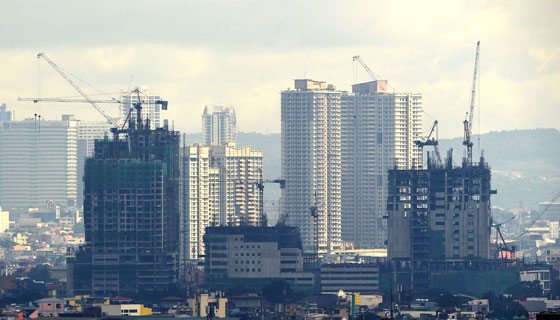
[1,0,559,137]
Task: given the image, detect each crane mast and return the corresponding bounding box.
[37,52,117,126]
[463,41,480,165]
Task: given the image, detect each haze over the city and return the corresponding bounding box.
[1,0,559,137]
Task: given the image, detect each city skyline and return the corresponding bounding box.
[1,1,560,315]
[1,1,558,138]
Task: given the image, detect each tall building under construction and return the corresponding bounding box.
[67,116,180,295]
[387,152,494,288]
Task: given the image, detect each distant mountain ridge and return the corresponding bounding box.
[183,128,560,210]
[438,128,560,209]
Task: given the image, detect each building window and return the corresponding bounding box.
[376,132,383,144]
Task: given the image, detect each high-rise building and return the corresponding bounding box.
[201,106,236,145]
[77,121,112,157]
[181,143,263,261]
[76,121,113,207]
[387,153,493,288]
[210,143,264,226]
[0,115,78,209]
[341,80,423,248]
[0,103,14,122]
[182,144,220,262]
[281,79,342,252]
[67,117,180,295]
[119,87,163,130]
[0,207,9,233]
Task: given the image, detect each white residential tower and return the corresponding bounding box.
[181,142,263,260]
[341,80,422,248]
[281,79,342,252]
[201,106,237,145]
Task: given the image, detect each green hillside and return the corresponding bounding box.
[183,128,560,212]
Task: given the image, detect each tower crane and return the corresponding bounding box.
[414,120,442,167]
[243,175,286,226]
[310,193,319,261]
[23,53,168,129]
[19,90,168,139]
[492,216,516,260]
[19,97,119,104]
[515,189,560,240]
[352,55,380,81]
[463,41,480,165]
[352,55,395,93]
[35,52,117,126]
[490,188,560,260]
[17,96,168,109]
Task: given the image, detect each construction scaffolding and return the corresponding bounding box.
[387,151,495,290]
[68,115,180,295]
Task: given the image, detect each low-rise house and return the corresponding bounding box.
[30,297,64,318]
[522,298,560,314]
[228,294,261,315]
[101,304,152,316]
[410,298,438,311]
[466,299,489,313]
[187,292,227,318]
[160,296,186,309]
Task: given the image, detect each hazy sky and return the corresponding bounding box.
[1,0,559,137]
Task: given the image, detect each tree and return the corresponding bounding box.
[27,264,52,283]
[262,279,293,304]
[483,291,529,320]
[505,281,543,299]
[435,292,462,308]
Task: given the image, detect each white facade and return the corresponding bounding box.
[0,115,78,209]
[281,79,342,251]
[182,145,220,261]
[77,121,112,157]
[0,207,9,233]
[119,87,162,130]
[520,269,551,295]
[0,103,14,122]
[550,221,560,241]
[341,80,422,248]
[182,143,263,260]
[201,106,236,145]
